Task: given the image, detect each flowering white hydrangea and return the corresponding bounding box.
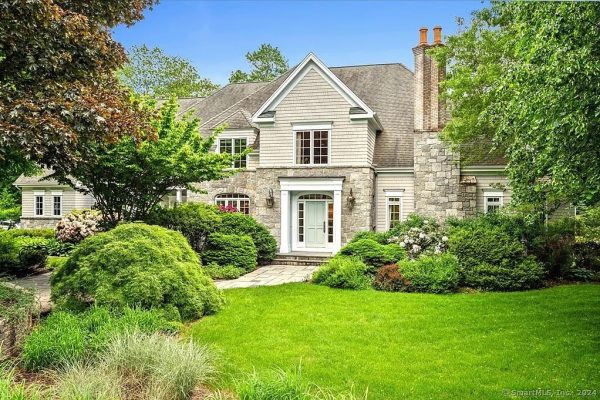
[55,209,103,243]
[389,222,448,259]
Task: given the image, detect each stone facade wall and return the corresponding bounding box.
[192,167,375,247]
[413,131,476,219]
[19,217,61,229]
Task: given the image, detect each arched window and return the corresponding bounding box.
[215,193,250,214]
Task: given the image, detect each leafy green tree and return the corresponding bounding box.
[119,45,220,98]
[229,43,289,83]
[59,99,238,224]
[432,1,600,207]
[0,0,156,179]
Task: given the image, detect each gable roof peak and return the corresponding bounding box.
[252,52,375,123]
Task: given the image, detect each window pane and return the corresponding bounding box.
[296,131,311,164]
[298,202,304,242]
[388,198,401,229]
[53,196,61,216]
[35,196,43,216]
[233,139,247,168]
[327,202,334,243]
[313,131,328,164]
[219,139,232,155]
[239,200,250,215]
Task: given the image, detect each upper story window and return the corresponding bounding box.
[215,193,250,215]
[484,190,504,214]
[219,138,247,168]
[34,192,44,216]
[52,193,63,216]
[295,130,329,165]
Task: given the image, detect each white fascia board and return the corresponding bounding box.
[252,53,375,123]
[483,188,505,196]
[384,189,405,197]
[461,165,507,174]
[292,122,333,131]
[279,177,344,192]
[376,167,415,175]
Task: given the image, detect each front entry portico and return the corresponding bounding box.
[279,177,344,254]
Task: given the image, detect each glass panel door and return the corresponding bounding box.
[305,201,326,248]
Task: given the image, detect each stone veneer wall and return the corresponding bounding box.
[413,131,476,219]
[19,217,61,229]
[192,167,375,247]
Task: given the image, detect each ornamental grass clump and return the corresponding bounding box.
[51,223,224,320]
[55,209,103,243]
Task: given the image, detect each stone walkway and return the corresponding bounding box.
[11,272,52,313]
[10,265,319,310]
[215,264,319,289]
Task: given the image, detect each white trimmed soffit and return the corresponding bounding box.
[252,53,375,123]
[461,165,507,175]
[279,177,345,192]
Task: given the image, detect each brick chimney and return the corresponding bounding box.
[412,26,445,132]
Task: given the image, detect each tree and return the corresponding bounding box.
[119,45,220,98]
[59,99,239,225]
[229,44,289,83]
[0,0,156,179]
[432,1,600,207]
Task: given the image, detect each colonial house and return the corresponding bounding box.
[14,27,512,254]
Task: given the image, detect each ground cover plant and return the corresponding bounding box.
[51,223,223,320]
[190,283,600,400]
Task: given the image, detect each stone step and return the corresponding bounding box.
[271,259,326,267]
[272,253,331,267]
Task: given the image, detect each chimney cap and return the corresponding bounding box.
[433,26,442,45]
[419,27,428,46]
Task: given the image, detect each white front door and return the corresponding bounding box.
[305,201,326,248]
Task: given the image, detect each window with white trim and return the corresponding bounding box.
[53,194,62,216]
[34,193,44,216]
[295,130,329,165]
[484,191,504,214]
[218,138,247,168]
[385,191,404,229]
[215,193,250,214]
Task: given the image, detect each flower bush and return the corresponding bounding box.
[55,209,103,243]
[218,204,238,213]
[388,219,448,259]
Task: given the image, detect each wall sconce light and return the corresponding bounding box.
[266,188,275,208]
[347,188,356,210]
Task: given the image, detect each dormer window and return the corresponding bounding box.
[294,129,329,165]
[218,138,247,168]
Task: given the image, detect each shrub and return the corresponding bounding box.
[312,256,371,290]
[386,214,431,238]
[398,253,460,294]
[55,209,103,244]
[217,212,278,265]
[348,230,387,245]
[202,232,257,272]
[203,263,244,280]
[146,203,221,252]
[46,256,68,271]
[339,239,405,269]
[51,223,223,320]
[372,264,410,292]
[102,332,215,400]
[0,229,54,273]
[21,307,180,371]
[461,256,546,291]
[388,219,448,259]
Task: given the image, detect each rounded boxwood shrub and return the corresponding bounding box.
[202,232,257,272]
[398,253,460,294]
[51,223,223,320]
[349,230,388,245]
[217,212,277,265]
[312,256,371,290]
[339,239,405,269]
[462,256,546,291]
[146,203,221,253]
[448,220,545,290]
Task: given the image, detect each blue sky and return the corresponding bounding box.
[113,0,486,85]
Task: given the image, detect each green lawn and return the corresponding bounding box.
[188,284,600,399]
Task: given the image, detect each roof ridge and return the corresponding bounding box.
[201,68,294,128]
[330,62,413,74]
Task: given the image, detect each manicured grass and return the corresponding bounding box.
[188,283,600,399]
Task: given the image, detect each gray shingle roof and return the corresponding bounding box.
[14,168,66,186]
